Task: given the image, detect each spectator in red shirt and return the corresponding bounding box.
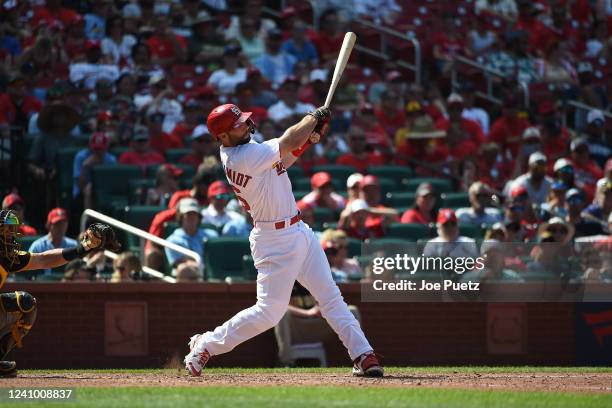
[170,99,203,144]
[32,0,81,29]
[118,126,166,173]
[478,142,513,193]
[179,125,219,169]
[336,127,386,173]
[436,93,485,147]
[339,199,385,240]
[234,82,268,124]
[1,193,37,236]
[358,175,398,232]
[146,111,183,155]
[312,9,344,66]
[401,183,438,225]
[299,172,346,211]
[63,15,90,62]
[0,73,42,132]
[374,91,406,138]
[570,138,603,200]
[353,104,391,152]
[146,13,187,67]
[396,115,449,173]
[537,101,570,162]
[433,14,465,76]
[489,94,531,157]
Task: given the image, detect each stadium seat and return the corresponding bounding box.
[376,177,397,196]
[313,207,338,224]
[287,166,305,181]
[441,192,471,208]
[19,235,43,251]
[347,237,363,258]
[385,192,417,208]
[367,166,414,186]
[459,224,485,240]
[145,163,195,182]
[242,254,257,281]
[311,165,358,186]
[120,205,165,250]
[404,178,453,194]
[91,164,141,211]
[293,190,309,201]
[204,237,251,281]
[386,223,432,241]
[292,177,311,191]
[165,148,191,163]
[127,178,155,204]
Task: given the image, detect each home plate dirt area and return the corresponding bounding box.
[3,369,612,393]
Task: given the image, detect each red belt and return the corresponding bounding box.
[274,213,301,230]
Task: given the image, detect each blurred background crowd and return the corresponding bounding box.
[0,0,611,285]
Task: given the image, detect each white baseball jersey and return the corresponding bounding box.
[220,138,298,222]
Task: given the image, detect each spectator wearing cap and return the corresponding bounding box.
[423,209,479,259]
[541,181,569,219]
[165,198,218,269]
[505,151,553,205]
[570,137,603,199]
[1,193,37,236]
[528,216,576,278]
[312,9,344,65]
[459,82,490,135]
[435,93,485,158]
[582,110,611,168]
[31,0,81,29]
[0,73,42,132]
[118,126,165,173]
[300,172,346,211]
[356,175,398,229]
[146,12,187,67]
[346,173,364,204]
[298,69,327,107]
[489,94,531,157]
[566,188,605,238]
[187,10,225,66]
[320,229,363,282]
[505,184,538,238]
[247,67,278,108]
[207,44,248,96]
[339,199,383,240]
[281,20,318,66]
[234,82,269,124]
[145,110,184,154]
[29,208,78,275]
[536,100,571,163]
[201,181,245,229]
[146,164,183,206]
[374,90,406,140]
[583,181,612,226]
[73,132,117,209]
[400,182,438,225]
[510,127,542,176]
[456,182,502,228]
[179,125,219,169]
[101,13,138,65]
[267,76,315,128]
[335,127,386,173]
[393,100,425,148]
[254,28,297,88]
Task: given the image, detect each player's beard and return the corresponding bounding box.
[236,132,251,145]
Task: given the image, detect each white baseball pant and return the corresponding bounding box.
[196,220,373,361]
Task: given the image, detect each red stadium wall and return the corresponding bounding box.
[6,283,577,368]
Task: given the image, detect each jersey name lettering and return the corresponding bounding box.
[225,166,252,188]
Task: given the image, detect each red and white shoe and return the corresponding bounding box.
[184,335,211,377]
[352,352,384,377]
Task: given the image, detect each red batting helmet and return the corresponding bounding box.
[206,104,253,138]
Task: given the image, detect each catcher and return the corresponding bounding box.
[0,210,120,377]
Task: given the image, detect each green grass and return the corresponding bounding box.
[2,368,611,408]
[1,387,611,408]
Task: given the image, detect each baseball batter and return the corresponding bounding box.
[0,211,120,377]
[184,104,383,377]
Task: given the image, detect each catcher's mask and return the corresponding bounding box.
[0,209,22,266]
[206,104,256,140]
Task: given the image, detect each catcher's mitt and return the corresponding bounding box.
[82,223,121,252]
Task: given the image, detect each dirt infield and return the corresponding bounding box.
[2,370,612,393]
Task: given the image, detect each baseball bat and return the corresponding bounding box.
[324,32,357,109]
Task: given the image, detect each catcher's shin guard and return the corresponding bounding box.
[0,291,37,360]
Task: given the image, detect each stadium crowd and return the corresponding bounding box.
[0,0,611,284]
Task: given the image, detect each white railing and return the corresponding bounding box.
[83,209,202,281]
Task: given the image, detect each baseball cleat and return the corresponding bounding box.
[0,361,17,378]
[184,335,211,376]
[352,352,384,377]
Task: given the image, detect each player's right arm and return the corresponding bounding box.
[278,107,330,159]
